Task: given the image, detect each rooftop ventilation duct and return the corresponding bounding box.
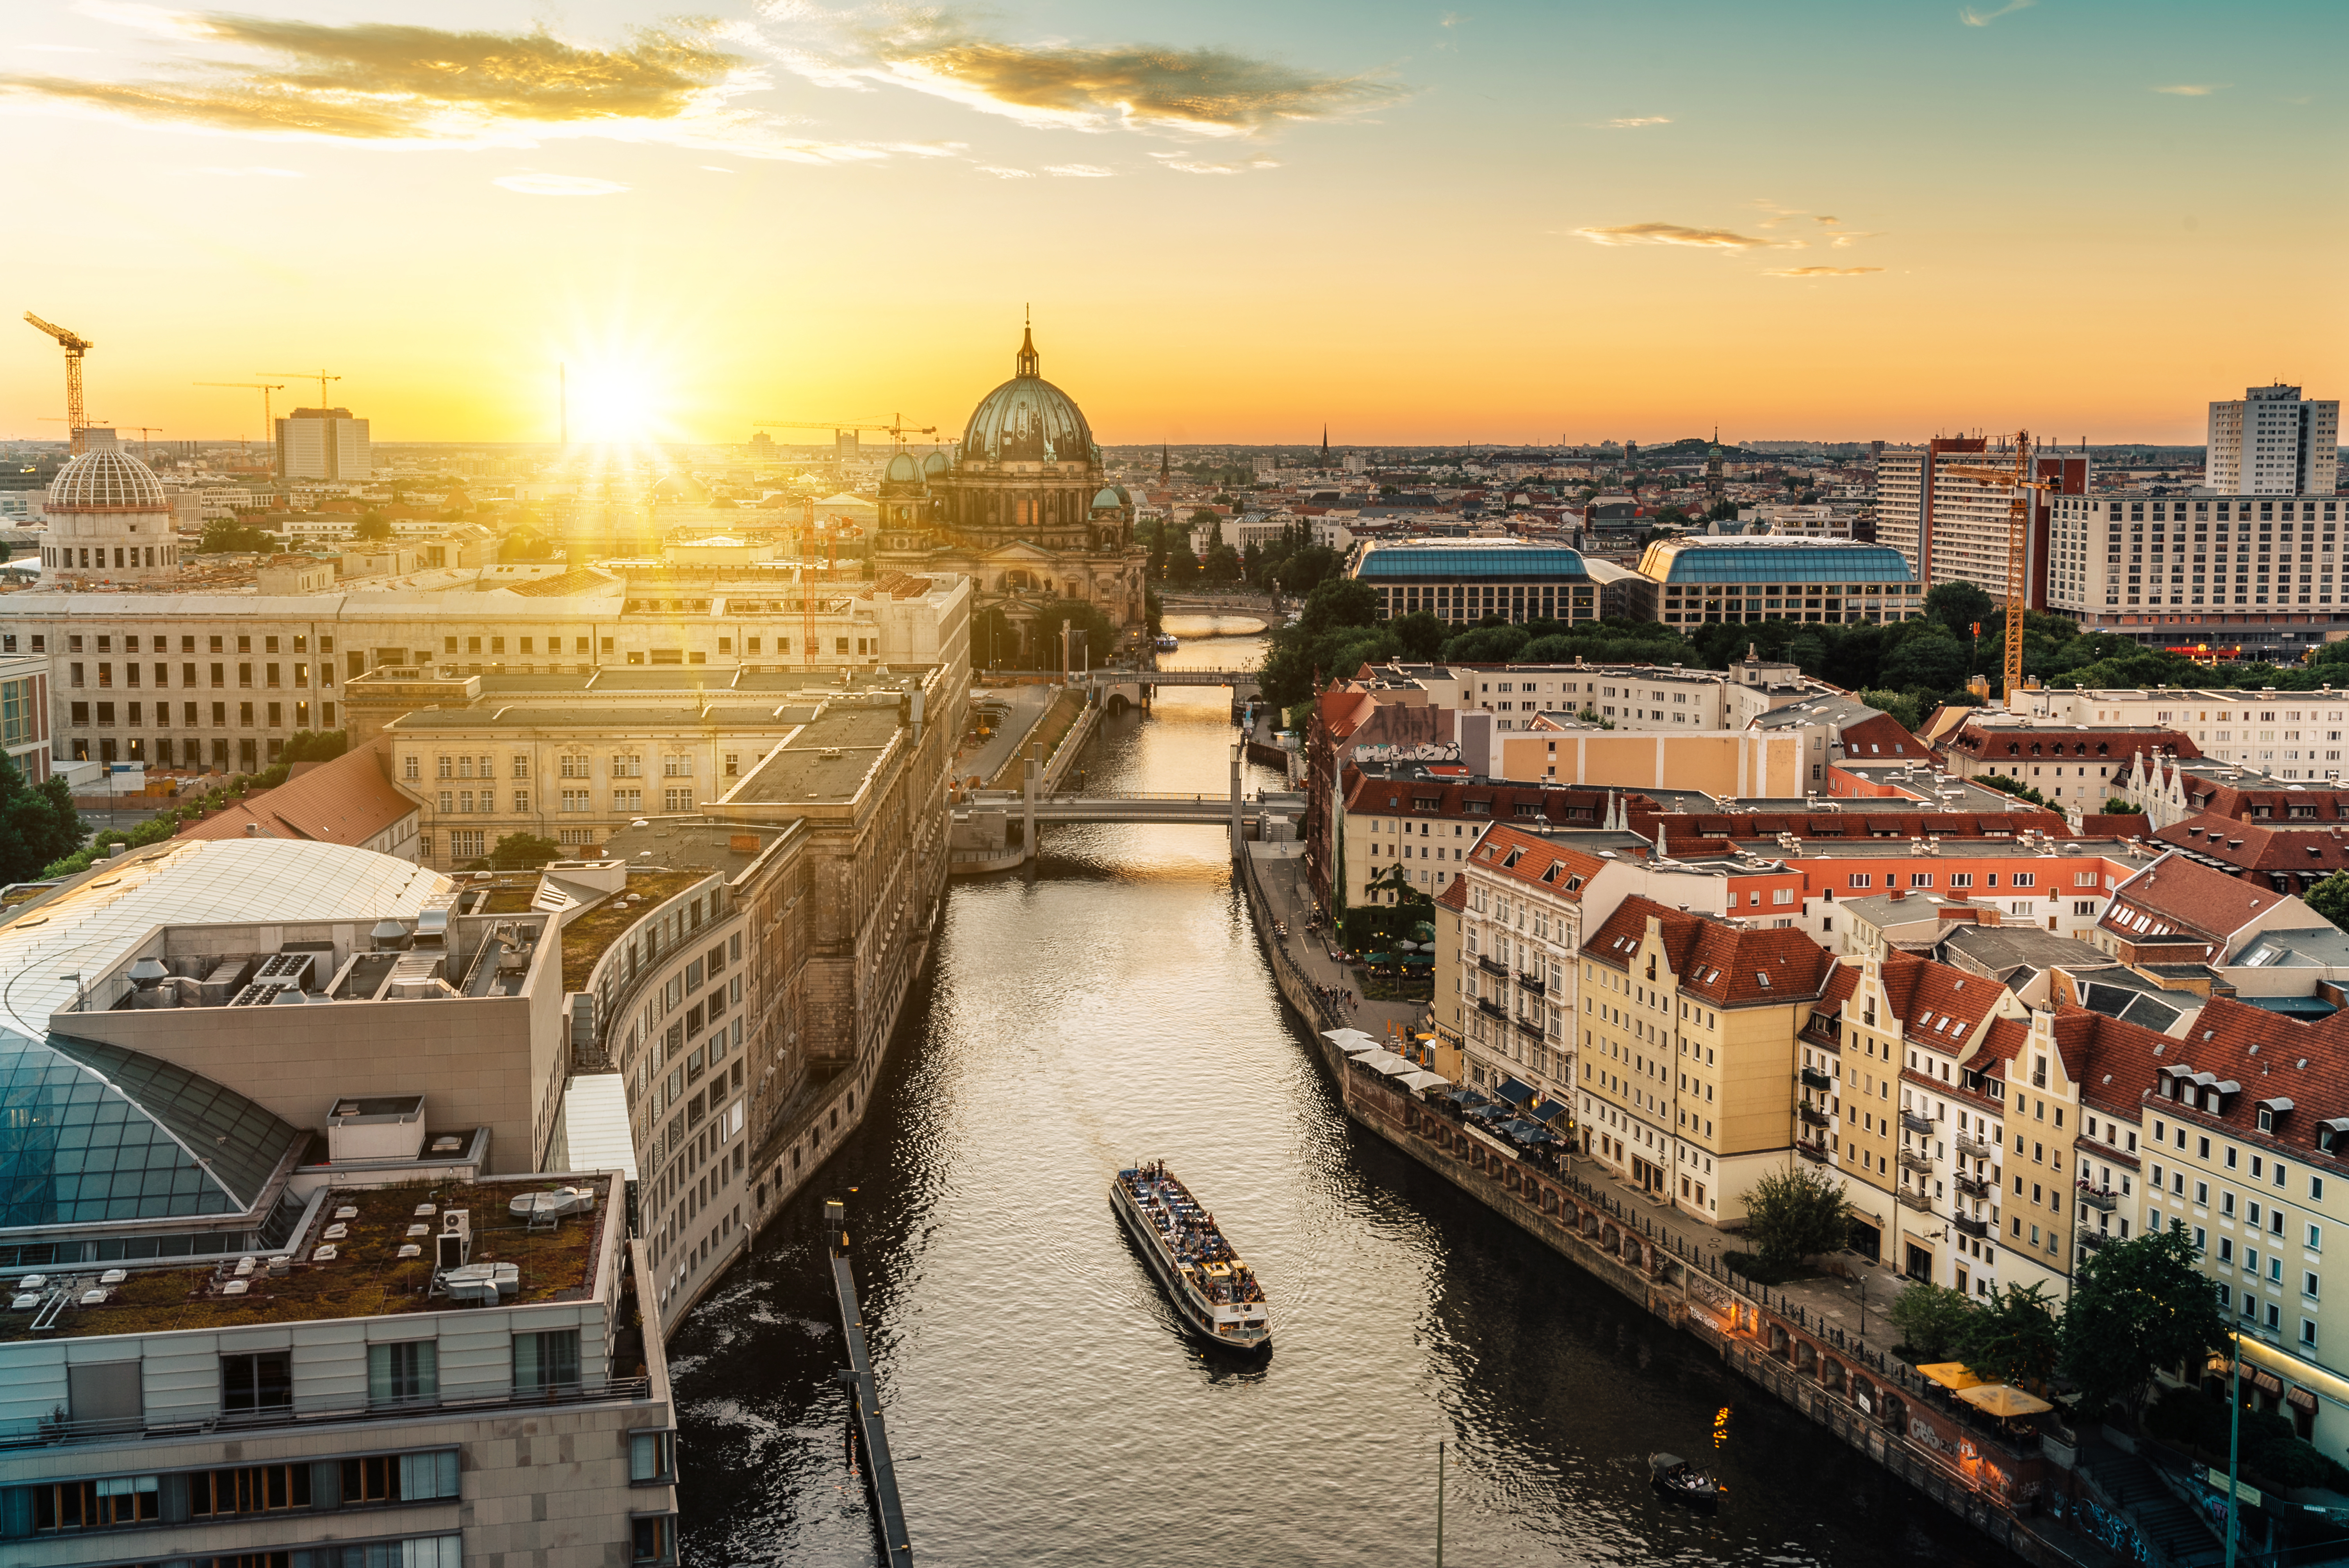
[126,957,168,989]
[371,919,412,951]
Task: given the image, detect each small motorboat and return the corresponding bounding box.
[1648,1453,1720,1506]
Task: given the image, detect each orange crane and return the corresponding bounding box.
[262,369,341,408]
[1943,430,2059,701]
[196,381,286,444]
[750,415,938,449]
[24,313,94,454]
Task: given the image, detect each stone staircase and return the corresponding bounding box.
[2081,1445,2225,1568]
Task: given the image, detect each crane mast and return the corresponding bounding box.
[24,312,94,454]
[1943,431,2058,704]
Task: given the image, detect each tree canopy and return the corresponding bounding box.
[0,755,86,885]
[2059,1226,2231,1422]
[1736,1165,1854,1272]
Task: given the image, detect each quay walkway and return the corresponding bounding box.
[827,1199,914,1568]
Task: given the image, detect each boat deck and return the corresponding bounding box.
[1117,1163,1266,1312]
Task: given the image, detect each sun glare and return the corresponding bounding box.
[566,363,670,445]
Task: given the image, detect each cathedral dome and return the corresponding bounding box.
[883,451,923,484]
[922,451,948,478]
[961,328,1095,465]
[48,447,167,511]
[1092,486,1128,511]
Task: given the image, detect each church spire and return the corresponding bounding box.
[1016,311,1039,378]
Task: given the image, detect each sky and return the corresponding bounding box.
[2,0,2342,448]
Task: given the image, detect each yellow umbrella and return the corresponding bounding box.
[1958,1383,2053,1417]
[1917,1362,1986,1391]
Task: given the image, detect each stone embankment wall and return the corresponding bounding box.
[1232,847,2104,1568]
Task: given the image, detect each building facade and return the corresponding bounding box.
[36,442,185,587]
[1353,539,1599,626]
[276,406,372,481]
[2208,385,2339,496]
[1635,538,1923,628]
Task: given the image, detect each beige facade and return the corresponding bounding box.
[1492,723,1812,796]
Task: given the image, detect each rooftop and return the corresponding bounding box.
[727,703,904,806]
[1352,540,1592,581]
[1635,537,1919,584]
[556,870,709,994]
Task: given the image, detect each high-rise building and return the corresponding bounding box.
[1873,438,2082,599]
[276,405,372,480]
[2207,384,2338,495]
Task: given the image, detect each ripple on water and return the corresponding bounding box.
[668,656,2005,1568]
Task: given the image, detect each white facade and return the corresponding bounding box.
[277,406,373,481]
[2208,385,2338,496]
[2011,685,2349,780]
[37,445,185,585]
[1873,442,2028,594]
[2046,490,2345,615]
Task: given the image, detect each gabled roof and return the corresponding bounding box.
[1831,710,1928,761]
[1435,877,1469,912]
[1463,824,1611,902]
[177,740,418,849]
[2155,812,2349,880]
[2137,996,2349,1168]
[2099,850,2299,950]
[1585,894,1834,1006]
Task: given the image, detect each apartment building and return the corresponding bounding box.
[276,406,372,481]
[2150,812,2349,895]
[2208,385,2339,496]
[1449,650,1822,733]
[1935,715,2198,809]
[2092,850,2317,964]
[2123,753,2349,827]
[1577,895,1833,1221]
[0,569,971,772]
[2006,689,2349,783]
[1873,439,2080,597]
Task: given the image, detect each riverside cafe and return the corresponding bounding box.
[1337,1033,1574,1176]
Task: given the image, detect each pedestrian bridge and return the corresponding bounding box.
[980,666,1262,693]
[960,788,1297,826]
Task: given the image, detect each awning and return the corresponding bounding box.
[1958,1383,2053,1417]
[1355,1049,1415,1075]
[1528,1099,1568,1125]
[1398,1069,1450,1093]
[1918,1362,1986,1391]
[2288,1385,2319,1413]
[1340,1039,1386,1056]
[1324,1029,1376,1045]
[1495,1076,1535,1108]
[2253,1368,2286,1398]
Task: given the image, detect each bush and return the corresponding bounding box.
[1886,1281,1974,1364]
[1977,773,2054,809]
[1720,1249,1793,1286]
[1737,1165,1854,1272]
[2144,1385,2349,1494]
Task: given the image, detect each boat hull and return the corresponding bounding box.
[1110,1179,1271,1356]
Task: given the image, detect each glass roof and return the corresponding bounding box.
[1356,545,1590,581]
[1639,540,1918,584]
[0,1029,302,1228]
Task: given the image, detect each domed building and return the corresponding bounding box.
[40,436,182,584]
[874,328,1144,665]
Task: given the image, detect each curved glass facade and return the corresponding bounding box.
[1638,540,1916,584]
[0,1028,301,1228]
[1356,545,1591,581]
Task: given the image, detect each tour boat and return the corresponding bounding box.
[1648,1452,1721,1507]
[1154,633,1180,651]
[1111,1163,1271,1354]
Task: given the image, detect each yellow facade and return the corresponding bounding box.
[1497,728,1809,795]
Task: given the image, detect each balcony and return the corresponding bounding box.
[1950,1211,1989,1239]
[1955,1173,1991,1199]
[1900,1110,1937,1135]
[1515,1015,1547,1041]
[1896,1187,1932,1212]
[1954,1133,1991,1159]
[1800,1067,1833,1091]
[1477,954,1510,979]
[1477,997,1508,1022]
[1516,971,1546,996]
[2078,1229,2108,1253]
[2078,1185,2118,1213]
[1898,1149,1934,1175]
[1796,1139,1830,1164]
[1799,1102,1830,1128]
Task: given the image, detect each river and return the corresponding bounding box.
[667,632,2004,1567]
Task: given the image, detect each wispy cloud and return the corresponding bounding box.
[1044,162,1113,176]
[2153,82,2228,96]
[850,16,1405,137]
[0,12,951,164]
[1595,115,1669,128]
[1578,222,1775,250]
[1153,151,1279,174]
[1959,0,2034,25]
[975,164,1033,177]
[198,162,300,176]
[1766,266,1883,277]
[494,173,629,195]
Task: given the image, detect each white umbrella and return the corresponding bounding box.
[1324,1028,1375,1044]
[1399,1069,1450,1092]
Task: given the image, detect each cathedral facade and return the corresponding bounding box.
[872,329,1146,665]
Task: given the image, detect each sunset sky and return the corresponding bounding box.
[4,0,2341,447]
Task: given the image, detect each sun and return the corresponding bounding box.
[565,361,671,445]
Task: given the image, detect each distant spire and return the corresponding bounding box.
[1322,423,1329,457]
[1016,310,1039,377]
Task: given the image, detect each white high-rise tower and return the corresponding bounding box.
[274,406,372,480]
[2206,384,2337,495]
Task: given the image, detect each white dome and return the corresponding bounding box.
[48,448,167,511]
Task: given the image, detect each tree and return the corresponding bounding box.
[476,832,563,871]
[351,511,393,542]
[1857,688,1923,734]
[2060,1225,2231,1424]
[1164,539,1201,585]
[199,518,278,554]
[1202,541,1243,584]
[1880,626,1969,691]
[2309,870,2349,935]
[0,754,86,884]
[281,729,348,765]
[1444,624,1531,663]
[1736,1164,1855,1272]
[1957,1282,2060,1391]
[1274,544,1341,596]
[1924,581,1994,639]
[1886,1282,1975,1364]
[1030,599,1115,666]
[1389,610,1449,662]
[1976,773,2053,809]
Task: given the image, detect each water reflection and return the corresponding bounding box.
[667,636,2002,1567]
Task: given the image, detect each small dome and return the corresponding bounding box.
[884,451,922,483]
[1091,487,1123,511]
[48,447,167,511]
[922,451,948,477]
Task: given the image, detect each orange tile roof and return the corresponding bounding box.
[176,741,417,850]
[1465,823,1613,901]
[2099,850,2296,950]
[1584,894,1835,1007]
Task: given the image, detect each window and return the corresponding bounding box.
[220,1351,292,1413]
[513,1328,580,1393]
[368,1340,438,1406]
[664,787,693,812]
[630,1430,677,1483]
[192,1462,312,1515]
[633,1515,679,1565]
[341,1450,461,1504]
[2311,1223,2324,1251]
[30,1475,160,1531]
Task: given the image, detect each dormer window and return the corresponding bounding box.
[2320,1118,2349,1156]
[2259,1098,2294,1134]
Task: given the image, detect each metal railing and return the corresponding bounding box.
[1,1376,655,1451]
[1516,972,1546,996]
[2078,1186,2118,1212]
[1898,1149,1934,1174]
[1476,954,1510,978]
[1799,1103,1831,1128]
[1954,1133,1991,1158]
[1900,1110,1937,1134]
[1796,1139,1831,1164]
[1895,1187,1932,1212]
[1477,997,1508,1021]
[1955,1173,1990,1199]
[1950,1211,1989,1239]
[1800,1067,1833,1091]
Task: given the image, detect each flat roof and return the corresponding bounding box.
[556,870,710,994]
[1353,541,1591,582]
[729,705,904,805]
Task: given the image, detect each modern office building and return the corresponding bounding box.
[276,406,372,481]
[2208,385,2338,496]
[1352,538,1598,625]
[1634,537,1922,627]
[0,651,53,782]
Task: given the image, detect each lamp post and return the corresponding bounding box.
[2225,1332,2242,1568]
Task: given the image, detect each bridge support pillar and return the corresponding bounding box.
[1024,750,1039,865]
[1230,744,1242,857]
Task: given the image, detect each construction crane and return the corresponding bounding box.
[24,313,94,454]
[196,381,286,444]
[750,415,938,448]
[1943,430,2059,702]
[262,369,341,408]
[126,426,163,464]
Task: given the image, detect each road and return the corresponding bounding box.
[955,683,1052,788]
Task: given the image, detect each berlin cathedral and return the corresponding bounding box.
[872,328,1146,665]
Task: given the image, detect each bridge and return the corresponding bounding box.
[979,665,1260,692]
[948,747,1304,870]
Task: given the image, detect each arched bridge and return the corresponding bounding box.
[949,748,1304,871]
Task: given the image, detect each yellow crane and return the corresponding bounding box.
[23,312,94,454]
[196,381,286,444]
[1943,430,2059,701]
[750,415,939,447]
[262,369,342,408]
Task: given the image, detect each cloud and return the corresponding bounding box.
[494,173,630,195]
[2153,82,2227,96]
[975,163,1032,177]
[1959,0,2034,25]
[15,43,100,53]
[1766,265,1883,277]
[1155,153,1279,173]
[1439,12,1467,26]
[198,162,300,175]
[0,12,946,164]
[1595,115,1669,128]
[1577,222,1775,250]
[1814,214,1840,226]
[855,19,1404,136]
[700,164,734,171]
[1044,162,1113,176]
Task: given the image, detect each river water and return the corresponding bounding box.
[668,632,2002,1566]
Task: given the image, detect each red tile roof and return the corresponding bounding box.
[2134,996,2349,1174]
[1435,877,1469,912]
[1584,894,1836,1007]
[1945,724,2201,764]
[1464,823,1614,902]
[176,741,417,850]
[2154,813,2349,882]
[1834,711,1929,761]
[1629,807,2069,841]
[2099,850,2298,950]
